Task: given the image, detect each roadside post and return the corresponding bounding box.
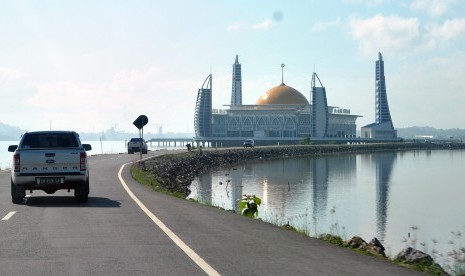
[133,115,149,160]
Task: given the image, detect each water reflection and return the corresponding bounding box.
[189,153,397,237]
[373,153,396,240]
[242,158,314,224]
[311,157,329,228]
[189,153,392,233]
[188,150,465,268]
[189,154,360,231]
[195,174,212,206]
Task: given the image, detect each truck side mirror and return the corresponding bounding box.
[82,144,92,151]
[8,145,18,152]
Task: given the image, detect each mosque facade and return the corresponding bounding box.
[194,56,361,144]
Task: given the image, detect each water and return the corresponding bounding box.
[188,150,465,269]
[0,140,184,170]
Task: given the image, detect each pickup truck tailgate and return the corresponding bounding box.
[18,149,84,175]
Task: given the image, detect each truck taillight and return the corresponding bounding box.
[13,153,20,172]
[80,152,87,171]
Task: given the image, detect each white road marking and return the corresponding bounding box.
[118,161,220,276]
[2,211,16,221]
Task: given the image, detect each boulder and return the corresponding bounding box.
[346,236,368,249]
[394,247,434,265]
[366,237,386,257]
[345,236,386,257]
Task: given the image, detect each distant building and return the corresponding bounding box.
[361,53,397,138]
[194,56,360,144]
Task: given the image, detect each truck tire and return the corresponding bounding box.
[142,149,148,154]
[11,179,25,204]
[75,194,88,203]
[75,178,89,203]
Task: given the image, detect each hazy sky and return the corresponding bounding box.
[1,0,464,133]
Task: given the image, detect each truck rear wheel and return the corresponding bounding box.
[75,178,89,203]
[11,179,25,204]
[75,194,88,203]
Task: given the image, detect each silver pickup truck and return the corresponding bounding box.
[8,131,92,204]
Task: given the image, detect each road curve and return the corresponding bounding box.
[0,151,421,275]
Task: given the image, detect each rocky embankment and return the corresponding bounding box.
[137,142,465,196]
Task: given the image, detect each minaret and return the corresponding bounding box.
[311,72,328,138]
[194,74,212,138]
[231,55,242,105]
[361,53,397,138]
[375,52,393,125]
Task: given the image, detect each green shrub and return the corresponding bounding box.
[238,194,261,218]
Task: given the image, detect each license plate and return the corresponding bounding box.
[37,178,63,184]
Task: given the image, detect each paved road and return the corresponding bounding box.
[0,151,421,275]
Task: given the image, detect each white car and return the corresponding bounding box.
[127,138,148,154]
[243,139,255,148]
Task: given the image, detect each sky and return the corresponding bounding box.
[1,0,464,134]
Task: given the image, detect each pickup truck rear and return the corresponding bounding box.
[8,131,92,204]
[127,138,147,154]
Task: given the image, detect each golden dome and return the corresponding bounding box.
[255,83,309,105]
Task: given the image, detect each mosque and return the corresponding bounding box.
[194,55,361,146]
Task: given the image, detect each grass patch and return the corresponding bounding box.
[393,261,446,275]
[318,234,346,247]
[280,223,309,236]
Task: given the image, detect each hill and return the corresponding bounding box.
[397,126,465,140]
[0,122,25,140]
